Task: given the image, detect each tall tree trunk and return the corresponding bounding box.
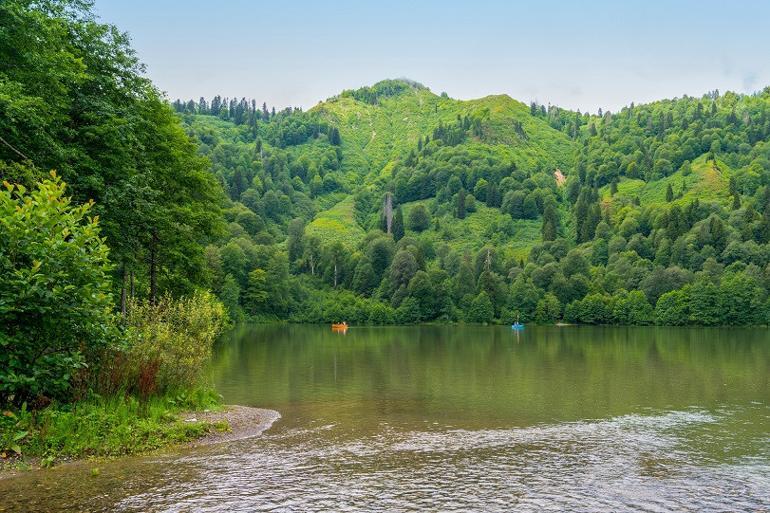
[130,269,135,299]
[149,231,159,304]
[120,263,127,317]
[384,193,393,234]
[334,262,338,288]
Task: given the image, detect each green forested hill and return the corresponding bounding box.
[5,0,770,330]
[172,79,770,326]
[313,82,576,179]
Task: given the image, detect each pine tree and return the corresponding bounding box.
[456,188,467,219]
[392,207,404,241]
[541,204,558,241]
[486,182,499,208]
[666,183,674,202]
[574,188,589,242]
[329,127,341,145]
[407,204,430,232]
[382,192,394,234]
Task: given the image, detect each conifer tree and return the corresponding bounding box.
[392,207,405,241]
[456,189,467,219]
[542,203,558,241]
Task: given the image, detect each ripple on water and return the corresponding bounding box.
[99,408,769,513]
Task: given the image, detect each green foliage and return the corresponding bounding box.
[189,81,770,328]
[9,0,768,332]
[655,289,690,326]
[0,176,116,405]
[654,272,766,326]
[0,390,221,461]
[407,204,431,232]
[393,206,405,241]
[292,287,396,325]
[340,79,425,105]
[396,297,423,324]
[535,293,561,324]
[305,197,365,247]
[115,292,227,397]
[612,290,654,325]
[0,0,223,303]
[244,269,269,314]
[566,294,613,324]
[467,292,494,323]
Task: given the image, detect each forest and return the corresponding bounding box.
[169,79,770,327]
[3,0,770,444]
[1,0,229,460]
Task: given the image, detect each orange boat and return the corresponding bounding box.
[331,322,348,332]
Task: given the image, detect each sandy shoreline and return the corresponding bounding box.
[0,405,280,479]
[184,405,281,446]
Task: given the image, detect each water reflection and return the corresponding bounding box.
[1,326,769,512]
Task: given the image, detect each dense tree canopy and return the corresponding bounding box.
[179,83,770,326]
[0,0,223,306]
[5,2,770,328]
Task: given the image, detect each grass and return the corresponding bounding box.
[401,201,542,262]
[313,83,577,178]
[305,196,366,247]
[0,389,224,467]
[183,82,578,260]
[601,155,733,209]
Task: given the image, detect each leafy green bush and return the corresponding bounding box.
[0,175,116,405]
[467,292,494,323]
[0,406,31,456]
[110,292,227,397]
[535,293,562,323]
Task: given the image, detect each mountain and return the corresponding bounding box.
[173,79,770,326]
[313,80,576,178]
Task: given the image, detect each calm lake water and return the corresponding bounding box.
[3,325,770,512]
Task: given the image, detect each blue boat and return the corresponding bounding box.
[511,322,524,330]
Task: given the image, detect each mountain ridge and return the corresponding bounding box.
[169,78,770,325]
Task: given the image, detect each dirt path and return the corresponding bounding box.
[554,169,566,186]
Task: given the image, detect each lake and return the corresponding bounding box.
[3,325,769,511]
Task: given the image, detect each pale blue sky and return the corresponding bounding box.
[93,0,770,112]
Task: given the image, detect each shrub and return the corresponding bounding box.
[612,290,653,325]
[112,292,227,397]
[367,302,396,324]
[655,289,690,325]
[407,205,431,232]
[535,293,561,323]
[0,175,116,405]
[467,292,494,323]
